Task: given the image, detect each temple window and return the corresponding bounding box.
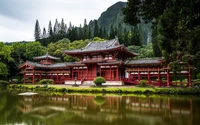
[92,55,102,60]
[83,56,89,61]
[105,54,113,60]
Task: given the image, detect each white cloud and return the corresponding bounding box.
[0,0,127,42]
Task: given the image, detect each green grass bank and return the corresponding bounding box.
[5,84,200,95]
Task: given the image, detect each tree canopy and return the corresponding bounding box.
[123,0,200,76]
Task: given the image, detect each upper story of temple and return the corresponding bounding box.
[63,38,138,63]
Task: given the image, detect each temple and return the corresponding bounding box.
[19,38,193,86]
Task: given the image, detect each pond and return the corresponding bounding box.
[0,91,200,125]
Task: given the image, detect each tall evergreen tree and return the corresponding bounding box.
[61,18,65,32]
[131,26,141,46]
[83,19,88,40]
[42,27,47,39]
[93,20,99,37]
[48,20,53,37]
[54,19,59,34]
[109,24,115,39]
[34,19,41,41]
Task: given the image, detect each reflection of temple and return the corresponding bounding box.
[19,38,193,86]
[18,94,195,124]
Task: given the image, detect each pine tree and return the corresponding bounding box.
[42,27,47,39]
[102,28,107,39]
[131,26,141,46]
[54,19,59,34]
[109,24,115,39]
[83,19,88,40]
[34,19,41,41]
[61,18,65,32]
[48,20,53,37]
[93,20,99,37]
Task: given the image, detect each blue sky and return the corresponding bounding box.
[0,0,127,42]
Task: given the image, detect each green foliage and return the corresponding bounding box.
[0,42,13,77]
[25,42,46,60]
[0,80,10,86]
[38,79,54,84]
[197,73,200,79]
[136,80,147,87]
[34,19,41,41]
[92,37,105,42]
[0,62,9,77]
[127,43,154,58]
[93,76,106,86]
[123,0,200,76]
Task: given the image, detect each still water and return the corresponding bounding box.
[0,91,200,125]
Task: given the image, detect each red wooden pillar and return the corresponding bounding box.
[188,70,192,87]
[56,73,58,84]
[148,67,150,84]
[72,68,74,80]
[62,73,65,83]
[138,67,140,82]
[32,69,35,84]
[110,66,112,80]
[40,73,42,81]
[167,71,170,87]
[24,74,26,84]
[100,66,101,76]
[78,67,79,80]
[116,67,119,81]
[87,67,88,80]
[158,67,161,86]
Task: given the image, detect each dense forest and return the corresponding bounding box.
[0,0,200,80]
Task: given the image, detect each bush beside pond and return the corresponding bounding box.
[38,79,54,84]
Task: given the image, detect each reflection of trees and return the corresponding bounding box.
[0,92,198,125]
[0,92,24,124]
[0,95,6,111]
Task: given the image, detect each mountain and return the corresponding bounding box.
[89,1,152,45]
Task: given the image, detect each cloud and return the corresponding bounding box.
[0,0,127,42]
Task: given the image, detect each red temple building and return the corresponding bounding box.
[19,38,193,86]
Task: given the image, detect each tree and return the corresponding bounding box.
[54,19,59,34]
[0,42,13,78]
[42,27,47,39]
[93,20,99,37]
[25,42,46,61]
[48,20,53,37]
[131,26,141,46]
[123,0,200,76]
[109,24,115,39]
[34,19,41,41]
[60,18,65,32]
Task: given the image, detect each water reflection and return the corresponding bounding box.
[0,91,200,125]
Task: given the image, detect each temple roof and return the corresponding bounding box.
[64,39,119,53]
[33,53,60,60]
[97,61,123,66]
[19,61,86,69]
[125,58,164,66]
[63,38,138,60]
[20,61,68,69]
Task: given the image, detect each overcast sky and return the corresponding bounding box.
[0,0,127,42]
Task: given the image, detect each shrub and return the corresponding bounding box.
[136,80,148,87]
[93,76,106,86]
[0,80,10,86]
[197,73,200,79]
[193,79,200,87]
[38,79,54,84]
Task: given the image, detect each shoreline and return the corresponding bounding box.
[7,84,200,95]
